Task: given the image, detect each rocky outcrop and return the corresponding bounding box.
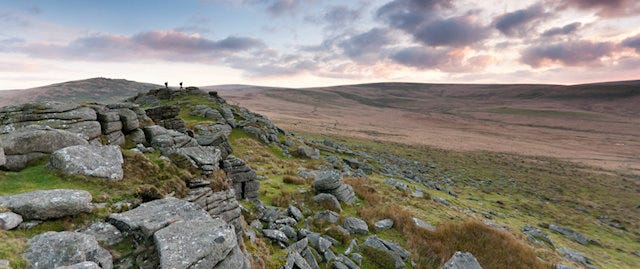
[0,189,92,220]
[343,217,369,235]
[145,105,187,133]
[0,126,88,171]
[222,156,259,200]
[547,224,597,246]
[49,145,124,180]
[183,187,243,235]
[143,125,198,152]
[313,170,356,205]
[166,146,221,175]
[193,123,233,159]
[80,222,123,246]
[22,231,112,269]
[363,235,409,269]
[441,251,483,269]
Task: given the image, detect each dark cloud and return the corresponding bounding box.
[521,40,615,67]
[245,0,302,16]
[17,30,265,61]
[376,0,453,31]
[541,22,581,36]
[622,34,640,53]
[320,5,361,29]
[558,0,640,17]
[391,46,445,68]
[339,28,394,63]
[415,16,490,47]
[493,4,547,37]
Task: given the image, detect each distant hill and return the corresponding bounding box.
[0,78,161,107]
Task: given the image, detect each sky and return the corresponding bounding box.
[1,0,640,89]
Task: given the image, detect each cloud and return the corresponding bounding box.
[541,22,582,36]
[415,16,490,47]
[339,28,394,63]
[244,0,304,16]
[493,4,548,37]
[622,34,640,53]
[391,46,446,68]
[376,0,453,31]
[16,30,265,62]
[558,0,640,17]
[314,5,361,30]
[521,40,615,67]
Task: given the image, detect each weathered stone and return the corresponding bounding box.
[332,261,349,269]
[288,238,309,254]
[0,127,88,171]
[167,146,221,173]
[433,198,450,206]
[363,235,408,268]
[313,193,342,212]
[127,129,147,146]
[0,148,5,167]
[49,145,124,180]
[288,205,304,222]
[308,233,333,254]
[0,211,22,230]
[145,105,180,121]
[106,131,125,146]
[374,219,394,231]
[345,239,359,255]
[296,146,320,159]
[154,218,237,269]
[314,210,340,225]
[143,125,198,150]
[263,229,289,244]
[557,248,593,267]
[350,253,363,266]
[80,222,123,246]
[54,261,101,269]
[331,184,356,205]
[117,108,139,132]
[522,225,554,247]
[441,251,483,269]
[100,121,122,134]
[337,254,360,269]
[303,248,320,269]
[97,111,120,122]
[22,231,112,269]
[548,224,597,245]
[107,197,211,244]
[285,250,312,269]
[0,189,92,220]
[223,156,259,200]
[412,217,436,232]
[280,225,298,240]
[343,217,369,235]
[314,170,343,191]
[384,178,409,191]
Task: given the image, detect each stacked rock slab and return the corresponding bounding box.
[193,123,233,159]
[222,156,259,200]
[313,170,356,205]
[166,146,222,175]
[143,125,198,152]
[145,105,187,133]
[106,197,248,269]
[183,186,243,235]
[94,107,125,146]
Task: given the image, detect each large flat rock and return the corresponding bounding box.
[0,189,92,220]
[107,197,211,244]
[49,145,124,180]
[22,231,112,269]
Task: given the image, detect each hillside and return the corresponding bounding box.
[216,81,640,174]
[0,78,161,107]
[1,86,638,269]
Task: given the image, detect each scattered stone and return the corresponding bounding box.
[337,254,360,269]
[54,261,101,269]
[303,248,321,269]
[154,218,238,269]
[263,229,289,244]
[411,190,425,198]
[440,251,483,269]
[285,250,312,269]
[433,197,450,206]
[557,247,593,267]
[80,222,123,246]
[250,219,263,230]
[313,193,342,212]
[0,211,22,230]
[314,210,340,225]
[314,170,356,204]
[363,235,409,268]
[343,217,369,235]
[522,225,554,247]
[0,189,92,220]
[556,264,575,269]
[296,146,320,159]
[49,145,124,180]
[384,178,409,191]
[288,205,304,222]
[22,231,112,269]
[412,217,436,231]
[548,224,597,245]
[308,233,333,254]
[350,253,363,266]
[17,220,41,229]
[345,239,359,255]
[280,225,298,240]
[374,219,394,231]
[288,238,309,254]
[331,261,349,269]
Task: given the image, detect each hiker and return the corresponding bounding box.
[180,82,183,89]
[164,82,168,88]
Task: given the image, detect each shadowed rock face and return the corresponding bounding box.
[0,189,92,220]
[22,231,113,269]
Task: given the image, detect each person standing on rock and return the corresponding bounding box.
[180,82,183,90]
[164,82,168,88]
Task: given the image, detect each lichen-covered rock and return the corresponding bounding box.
[374,219,394,231]
[107,197,211,244]
[314,170,356,205]
[343,217,369,235]
[0,189,92,220]
[296,145,320,159]
[0,211,23,230]
[143,125,198,150]
[54,261,101,269]
[223,156,259,200]
[154,218,237,269]
[183,188,243,235]
[441,251,483,269]
[0,126,88,171]
[166,146,221,174]
[49,145,124,180]
[363,235,409,269]
[0,148,5,167]
[22,231,112,269]
[80,222,123,246]
[412,217,436,232]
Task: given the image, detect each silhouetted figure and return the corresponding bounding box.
[180,82,183,89]
[164,82,168,88]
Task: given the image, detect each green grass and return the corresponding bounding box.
[484,107,603,120]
